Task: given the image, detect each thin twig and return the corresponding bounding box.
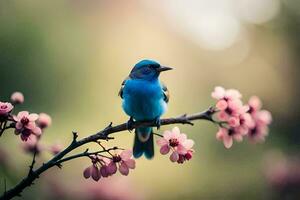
[0,121,7,137]
[153,133,163,137]
[0,108,216,200]
[54,147,118,166]
[27,150,37,177]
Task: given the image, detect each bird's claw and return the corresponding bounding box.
[155,118,161,130]
[126,117,134,132]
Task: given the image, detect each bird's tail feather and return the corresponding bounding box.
[133,127,154,159]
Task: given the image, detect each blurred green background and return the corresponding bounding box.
[0,0,300,199]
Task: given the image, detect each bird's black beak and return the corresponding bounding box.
[157,66,173,72]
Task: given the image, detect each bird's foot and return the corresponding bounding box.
[126,117,134,132]
[154,118,161,130]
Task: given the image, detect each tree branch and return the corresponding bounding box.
[0,107,216,200]
[54,147,119,166]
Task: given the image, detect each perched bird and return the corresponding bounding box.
[119,59,172,159]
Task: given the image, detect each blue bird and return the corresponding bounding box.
[119,59,172,159]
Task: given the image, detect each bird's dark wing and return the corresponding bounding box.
[162,82,170,103]
[118,77,130,99]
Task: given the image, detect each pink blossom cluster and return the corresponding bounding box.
[0,92,58,155]
[212,86,272,148]
[83,149,136,181]
[157,127,194,164]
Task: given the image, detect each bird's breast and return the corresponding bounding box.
[122,80,167,120]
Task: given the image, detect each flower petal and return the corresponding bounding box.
[16,122,23,130]
[216,128,226,140]
[216,100,228,110]
[120,149,133,160]
[160,145,170,155]
[228,117,240,128]
[183,139,194,149]
[177,144,187,154]
[211,86,225,99]
[223,135,233,149]
[17,111,29,119]
[100,166,109,177]
[28,113,39,121]
[163,130,172,140]
[119,162,129,176]
[33,127,42,136]
[225,89,242,99]
[83,166,92,179]
[125,159,135,169]
[178,133,187,143]
[248,96,262,111]
[13,115,19,121]
[217,111,228,121]
[91,165,100,181]
[172,127,180,138]
[233,134,243,142]
[156,138,168,146]
[107,162,117,174]
[25,122,36,130]
[169,151,179,162]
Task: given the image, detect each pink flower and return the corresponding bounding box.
[177,149,194,164]
[99,158,111,178]
[176,139,195,163]
[216,99,244,122]
[216,128,232,148]
[10,92,24,104]
[211,86,242,101]
[37,113,52,129]
[157,127,195,163]
[216,111,256,148]
[216,127,247,149]
[83,165,101,181]
[246,96,272,143]
[13,111,42,141]
[212,87,244,124]
[83,150,135,180]
[157,127,188,156]
[176,138,195,164]
[248,96,262,114]
[107,150,136,176]
[248,110,272,143]
[14,111,39,130]
[256,110,272,125]
[0,102,13,116]
[236,112,255,134]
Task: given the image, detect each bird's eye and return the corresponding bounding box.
[141,67,151,74]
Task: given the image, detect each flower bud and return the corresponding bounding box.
[11,92,24,104]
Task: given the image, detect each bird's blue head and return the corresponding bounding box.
[129,59,172,81]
